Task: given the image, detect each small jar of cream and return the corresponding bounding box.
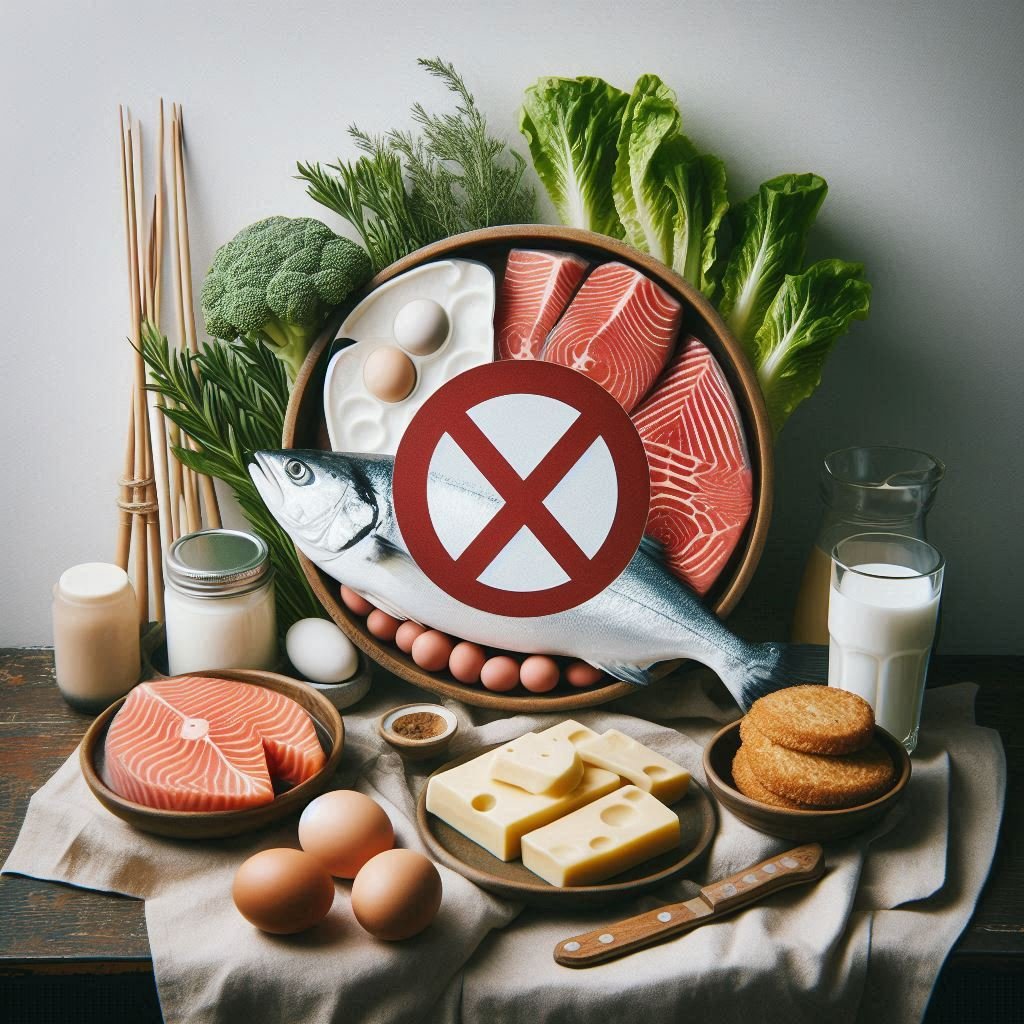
[164,529,278,676]
[52,562,140,712]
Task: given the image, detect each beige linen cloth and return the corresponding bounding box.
[3,669,1004,1024]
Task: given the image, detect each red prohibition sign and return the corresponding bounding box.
[392,360,650,618]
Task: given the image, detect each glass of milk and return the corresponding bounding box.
[828,533,944,753]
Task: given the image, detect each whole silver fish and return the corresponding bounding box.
[251,449,825,708]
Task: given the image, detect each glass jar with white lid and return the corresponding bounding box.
[164,529,278,676]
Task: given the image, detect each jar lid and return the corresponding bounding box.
[166,530,272,598]
[58,562,131,602]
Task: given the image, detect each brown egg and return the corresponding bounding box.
[520,655,560,693]
[232,848,335,934]
[481,656,521,692]
[363,347,416,403]
[351,848,442,941]
[340,585,374,616]
[298,790,394,879]
[366,609,401,642]
[565,661,604,688]
[449,642,486,684]
[411,630,454,672]
[395,620,427,654]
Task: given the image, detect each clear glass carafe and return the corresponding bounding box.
[791,446,944,645]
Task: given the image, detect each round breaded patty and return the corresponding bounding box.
[739,718,895,807]
[731,746,813,809]
[747,685,874,755]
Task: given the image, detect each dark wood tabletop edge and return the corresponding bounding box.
[0,649,1020,970]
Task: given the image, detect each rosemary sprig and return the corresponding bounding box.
[297,58,535,270]
[140,321,323,631]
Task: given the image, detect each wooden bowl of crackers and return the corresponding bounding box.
[703,686,911,841]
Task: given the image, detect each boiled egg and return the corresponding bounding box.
[362,347,417,403]
[285,617,359,684]
[393,298,449,355]
[351,848,442,940]
[232,848,335,934]
[298,790,394,879]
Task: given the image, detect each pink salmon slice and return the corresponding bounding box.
[104,676,326,812]
[541,261,681,411]
[631,336,753,596]
[495,249,589,360]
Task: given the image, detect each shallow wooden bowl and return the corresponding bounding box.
[284,225,774,712]
[80,669,344,839]
[703,721,911,842]
[416,742,717,907]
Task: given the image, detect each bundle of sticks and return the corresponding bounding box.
[116,101,222,623]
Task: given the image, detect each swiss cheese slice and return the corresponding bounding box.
[426,747,620,861]
[577,729,691,804]
[521,785,681,887]
[490,732,584,796]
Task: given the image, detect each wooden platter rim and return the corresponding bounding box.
[415,741,718,906]
[80,669,345,839]
[284,224,774,712]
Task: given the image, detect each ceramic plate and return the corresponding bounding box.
[416,743,717,907]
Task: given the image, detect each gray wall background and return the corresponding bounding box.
[1,0,1021,651]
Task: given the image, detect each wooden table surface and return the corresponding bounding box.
[0,650,1020,1021]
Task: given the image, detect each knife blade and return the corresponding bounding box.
[554,843,825,968]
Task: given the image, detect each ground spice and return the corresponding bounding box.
[392,711,447,740]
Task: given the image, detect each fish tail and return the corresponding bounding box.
[732,643,829,711]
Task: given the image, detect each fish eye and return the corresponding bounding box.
[285,459,312,484]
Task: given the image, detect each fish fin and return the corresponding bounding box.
[730,643,829,710]
[591,662,657,687]
[638,535,668,564]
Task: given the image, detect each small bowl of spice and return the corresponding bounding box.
[378,703,459,763]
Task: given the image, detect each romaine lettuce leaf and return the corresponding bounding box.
[520,76,629,238]
[612,74,729,297]
[754,259,872,432]
[718,173,828,346]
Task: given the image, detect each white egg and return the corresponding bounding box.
[393,298,449,356]
[286,618,359,684]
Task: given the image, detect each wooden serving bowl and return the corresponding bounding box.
[703,721,912,842]
[284,225,774,712]
[80,669,344,839]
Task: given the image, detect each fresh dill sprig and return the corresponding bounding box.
[140,322,323,632]
[297,58,535,270]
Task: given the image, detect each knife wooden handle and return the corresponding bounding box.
[554,843,824,968]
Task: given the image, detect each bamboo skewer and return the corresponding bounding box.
[124,114,151,623]
[116,108,167,626]
[152,100,183,545]
[167,112,203,535]
[172,105,222,529]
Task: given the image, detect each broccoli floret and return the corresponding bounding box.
[201,216,372,381]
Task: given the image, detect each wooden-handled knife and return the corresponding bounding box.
[554,843,825,968]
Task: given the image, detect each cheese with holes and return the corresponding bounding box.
[490,732,584,796]
[521,785,680,886]
[577,730,691,804]
[426,747,620,861]
[538,719,600,748]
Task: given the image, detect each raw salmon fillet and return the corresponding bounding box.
[631,337,753,596]
[104,676,326,812]
[542,261,681,411]
[495,249,588,360]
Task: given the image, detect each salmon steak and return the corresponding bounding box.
[631,336,753,596]
[104,676,326,812]
[542,261,681,411]
[494,249,588,361]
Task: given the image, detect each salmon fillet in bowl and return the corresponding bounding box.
[282,225,773,712]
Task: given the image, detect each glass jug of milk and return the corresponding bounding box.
[792,446,944,645]
[828,533,944,753]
